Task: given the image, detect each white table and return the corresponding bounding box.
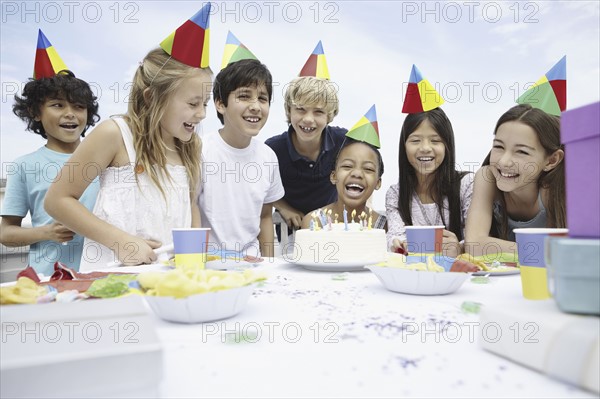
[143,258,595,398]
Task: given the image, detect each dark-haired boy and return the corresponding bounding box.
[1,70,100,275]
[199,59,284,257]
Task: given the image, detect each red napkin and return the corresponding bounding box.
[16,266,41,283]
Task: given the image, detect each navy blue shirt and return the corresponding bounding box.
[265,125,347,215]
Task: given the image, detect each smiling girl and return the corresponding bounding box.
[465,104,565,256]
[45,47,212,270]
[301,138,386,230]
[386,108,473,257]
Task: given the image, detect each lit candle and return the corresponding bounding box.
[343,205,348,230]
[334,213,339,224]
[360,211,367,230]
[309,218,314,231]
[351,209,356,223]
[368,208,373,230]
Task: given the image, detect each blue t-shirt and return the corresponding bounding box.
[265,125,347,215]
[1,146,99,275]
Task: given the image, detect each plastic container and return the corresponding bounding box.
[561,102,600,238]
[546,237,600,315]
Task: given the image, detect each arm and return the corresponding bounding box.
[273,199,304,230]
[44,120,159,265]
[191,194,201,228]
[0,216,74,247]
[385,185,407,251]
[464,166,517,256]
[258,203,275,257]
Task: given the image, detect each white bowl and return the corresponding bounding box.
[366,266,469,295]
[144,284,255,323]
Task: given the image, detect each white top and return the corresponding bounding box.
[80,117,192,271]
[198,131,284,257]
[385,172,474,250]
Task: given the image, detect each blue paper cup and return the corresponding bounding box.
[405,225,445,263]
[172,228,211,268]
[514,228,568,300]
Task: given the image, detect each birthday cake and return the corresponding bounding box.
[292,222,387,266]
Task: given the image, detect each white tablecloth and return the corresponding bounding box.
[133,258,595,398]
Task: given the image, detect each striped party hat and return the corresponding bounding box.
[402,64,445,113]
[220,31,257,70]
[299,41,330,80]
[516,56,566,116]
[160,2,211,68]
[33,29,68,79]
[346,105,381,148]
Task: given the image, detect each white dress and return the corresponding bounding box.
[80,117,192,271]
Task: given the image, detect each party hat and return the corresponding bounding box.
[220,31,257,69]
[346,105,381,148]
[33,29,68,79]
[516,56,566,116]
[299,41,330,80]
[160,2,211,68]
[402,64,445,113]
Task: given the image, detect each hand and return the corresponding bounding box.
[279,208,304,230]
[391,238,407,254]
[116,237,162,266]
[45,222,75,243]
[442,229,460,258]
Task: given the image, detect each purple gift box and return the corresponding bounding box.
[561,102,600,238]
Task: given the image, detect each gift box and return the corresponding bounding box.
[546,237,600,315]
[561,101,600,238]
[479,299,599,394]
[0,296,163,398]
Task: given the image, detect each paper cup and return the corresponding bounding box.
[514,228,568,300]
[172,228,211,268]
[405,225,445,263]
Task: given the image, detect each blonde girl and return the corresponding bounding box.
[45,48,212,270]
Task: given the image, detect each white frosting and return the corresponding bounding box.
[291,223,387,265]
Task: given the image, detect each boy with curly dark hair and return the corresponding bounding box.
[1,64,100,275]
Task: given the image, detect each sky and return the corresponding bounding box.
[1,0,599,210]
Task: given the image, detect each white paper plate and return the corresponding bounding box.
[366,266,469,295]
[287,260,368,272]
[205,259,261,270]
[472,266,520,276]
[144,284,255,323]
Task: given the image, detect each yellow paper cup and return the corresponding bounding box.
[514,228,568,300]
[172,228,211,269]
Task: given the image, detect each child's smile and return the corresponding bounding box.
[332,142,382,206]
[490,121,551,193]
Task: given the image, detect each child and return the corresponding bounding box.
[199,58,284,257]
[386,66,473,258]
[301,137,386,230]
[266,42,346,235]
[266,77,346,232]
[45,6,213,270]
[465,104,565,256]
[0,31,100,275]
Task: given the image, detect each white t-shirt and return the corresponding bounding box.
[385,173,474,250]
[199,131,284,256]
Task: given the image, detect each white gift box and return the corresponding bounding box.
[1,296,163,398]
[479,299,599,394]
